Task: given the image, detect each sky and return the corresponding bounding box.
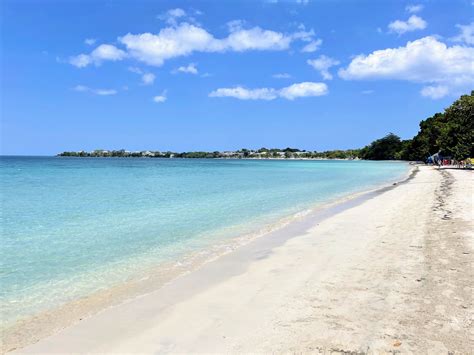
[1,0,473,155]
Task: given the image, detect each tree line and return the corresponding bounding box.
[359,91,473,161]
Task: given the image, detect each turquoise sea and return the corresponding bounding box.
[0,157,409,326]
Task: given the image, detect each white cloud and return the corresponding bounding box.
[84,38,96,46]
[405,4,424,13]
[307,55,340,80]
[420,85,449,99]
[69,54,93,68]
[118,24,247,66]
[175,63,198,74]
[338,37,474,83]
[73,85,117,96]
[91,44,127,61]
[70,21,315,68]
[209,81,327,100]
[69,44,127,67]
[452,22,474,45]
[153,91,167,103]
[142,73,156,85]
[224,27,292,51]
[296,0,310,4]
[158,8,186,25]
[273,73,292,79]
[128,67,155,85]
[279,82,327,99]
[301,39,322,53]
[388,15,427,34]
[338,36,474,99]
[168,8,186,18]
[209,87,277,100]
[291,28,315,42]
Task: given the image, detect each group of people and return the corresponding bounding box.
[435,157,472,169]
[426,152,473,169]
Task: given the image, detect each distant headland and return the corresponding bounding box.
[57,147,361,160]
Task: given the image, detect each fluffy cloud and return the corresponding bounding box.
[292,27,315,41]
[71,20,316,68]
[420,85,449,99]
[225,27,292,51]
[69,54,92,68]
[153,95,167,103]
[452,22,474,45]
[167,8,186,18]
[70,44,127,68]
[405,4,424,13]
[338,36,474,98]
[153,91,167,103]
[279,82,327,99]
[158,8,187,25]
[388,15,427,34]
[176,63,198,74]
[120,26,207,67]
[307,55,340,80]
[338,37,473,82]
[209,82,327,100]
[73,85,117,96]
[118,24,294,66]
[128,67,155,85]
[142,73,156,85]
[301,39,322,53]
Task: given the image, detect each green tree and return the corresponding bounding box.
[360,133,403,160]
[437,92,473,159]
[403,91,473,161]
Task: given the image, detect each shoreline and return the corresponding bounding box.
[11,165,472,353]
[2,165,413,353]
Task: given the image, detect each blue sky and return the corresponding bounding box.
[1,0,473,155]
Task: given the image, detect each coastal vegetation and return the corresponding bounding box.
[58,148,361,160]
[359,133,403,160]
[401,91,473,161]
[59,91,473,161]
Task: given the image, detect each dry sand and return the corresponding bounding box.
[11,165,474,354]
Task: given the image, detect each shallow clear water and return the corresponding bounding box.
[0,157,409,325]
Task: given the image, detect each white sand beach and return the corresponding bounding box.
[10,166,473,353]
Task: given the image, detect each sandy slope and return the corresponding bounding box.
[13,166,473,354]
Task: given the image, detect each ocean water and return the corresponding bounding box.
[0,157,409,326]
